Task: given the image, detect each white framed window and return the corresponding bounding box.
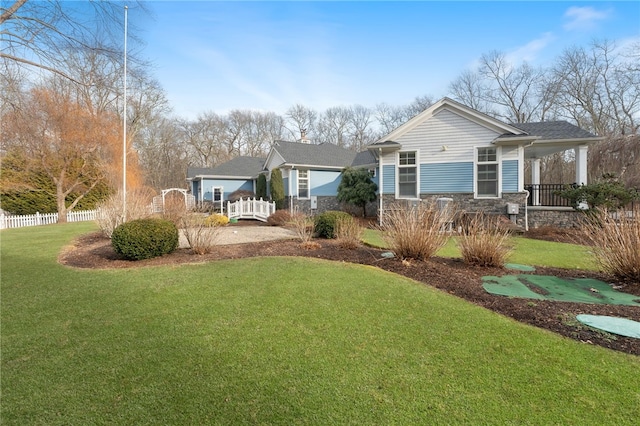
[298,170,309,199]
[397,151,417,198]
[212,186,224,213]
[213,186,223,202]
[476,147,499,197]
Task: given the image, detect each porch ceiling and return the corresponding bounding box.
[523,139,600,159]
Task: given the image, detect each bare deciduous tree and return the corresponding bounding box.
[551,40,639,136]
[136,117,190,190]
[1,87,120,222]
[375,95,434,135]
[349,104,378,152]
[478,51,546,123]
[1,0,146,83]
[317,106,353,147]
[285,104,318,141]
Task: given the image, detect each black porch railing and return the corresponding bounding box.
[525,184,640,210]
[524,184,573,207]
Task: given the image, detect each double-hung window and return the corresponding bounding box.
[476,147,499,197]
[398,151,417,198]
[298,170,309,199]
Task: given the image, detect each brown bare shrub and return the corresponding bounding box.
[179,213,222,255]
[335,216,363,250]
[96,188,154,238]
[161,192,189,226]
[381,202,451,261]
[288,213,314,243]
[581,207,640,282]
[267,210,292,226]
[457,213,512,267]
[300,241,322,250]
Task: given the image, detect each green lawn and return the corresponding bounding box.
[2,224,638,424]
[362,228,597,270]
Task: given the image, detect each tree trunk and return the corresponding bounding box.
[56,181,68,223]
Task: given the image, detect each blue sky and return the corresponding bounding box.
[137,1,640,119]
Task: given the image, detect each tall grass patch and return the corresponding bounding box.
[581,207,640,282]
[381,202,450,260]
[288,212,317,249]
[180,213,223,255]
[335,215,363,249]
[457,213,513,267]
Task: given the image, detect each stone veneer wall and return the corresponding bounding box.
[289,196,378,217]
[291,196,340,216]
[282,194,581,228]
[527,207,584,229]
[381,192,528,227]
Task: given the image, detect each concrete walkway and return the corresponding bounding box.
[179,226,297,248]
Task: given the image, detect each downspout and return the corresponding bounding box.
[289,166,294,215]
[378,148,383,227]
[524,189,529,232]
[521,141,535,233]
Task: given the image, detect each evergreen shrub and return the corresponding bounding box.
[111,218,179,260]
[314,210,352,238]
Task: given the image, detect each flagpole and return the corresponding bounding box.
[123,5,128,222]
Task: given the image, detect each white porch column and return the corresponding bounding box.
[575,145,588,185]
[531,159,541,206]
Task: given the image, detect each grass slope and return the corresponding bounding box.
[2,224,638,424]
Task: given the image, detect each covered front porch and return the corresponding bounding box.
[495,121,602,208]
[525,143,589,207]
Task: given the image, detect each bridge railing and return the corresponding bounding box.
[227,198,276,222]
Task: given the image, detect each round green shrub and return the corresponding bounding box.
[111,218,179,260]
[314,210,352,239]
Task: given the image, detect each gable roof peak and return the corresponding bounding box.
[372,97,524,145]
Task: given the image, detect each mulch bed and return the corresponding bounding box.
[59,227,640,356]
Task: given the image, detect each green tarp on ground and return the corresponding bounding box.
[505,263,536,272]
[482,274,640,306]
[576,315,640,339]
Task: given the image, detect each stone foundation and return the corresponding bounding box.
[527,207,584,229]
[285,193,582,229]
[288,196,377,217]
[380,192,528,227]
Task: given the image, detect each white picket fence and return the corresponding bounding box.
[227,198,276,222]
[0,209,98,230]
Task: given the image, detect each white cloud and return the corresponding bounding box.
[563,6,612,31]
[506,32,556,64]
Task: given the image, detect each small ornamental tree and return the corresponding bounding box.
[556,174,639,212]
[337,167,378,217]
[256,174,267,200]
[270,168,285,209]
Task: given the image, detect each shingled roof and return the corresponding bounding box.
[187,156,265,179]
[352,150,377,167]
[510,121,599,140]
[271,141,357,168]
